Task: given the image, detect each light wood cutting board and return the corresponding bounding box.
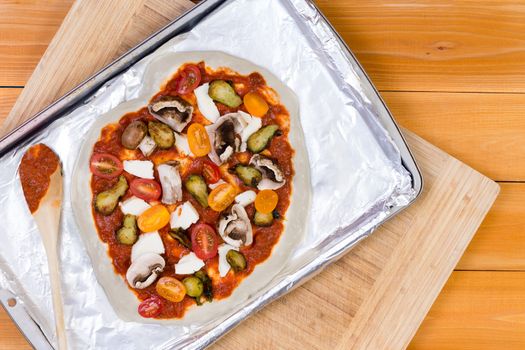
[1,0,500,349]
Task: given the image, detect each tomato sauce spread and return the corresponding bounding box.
[19,144,60,213]
[91,62,294,319]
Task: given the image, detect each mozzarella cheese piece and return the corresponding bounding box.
[123,160,154,179]
[120,196,151,216]
[175,132,192,156]
[239,111,262,142]
[138,135,156,157]
[170,202,199,230]
[209,179,226,190]
[195,83,220,123]
[174,252,205,275]
[131,231,165,263]
[235,190,256,206]
[218,244,238,277]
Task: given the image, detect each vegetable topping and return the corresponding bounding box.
[130,178,162,201]
[243,92,269,117]
[137,205,170,232]
[190,223,219,260]
[90,153,123,179]
[187,123,211,157]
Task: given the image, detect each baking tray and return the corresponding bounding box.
[0,0,422,348]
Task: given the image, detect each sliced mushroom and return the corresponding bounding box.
[157,162,182,205]
[126,253,165,289]
[218,204,253,247]
[206,111,261,165]
[148,96,193,133]
[249,154,286,190]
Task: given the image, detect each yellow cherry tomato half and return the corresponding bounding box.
[155,277,186,303]
[137,204,170,232]
[254,189,279,214]
[187,123,211,157]
[243,92,269,117]
[208,183,237,212]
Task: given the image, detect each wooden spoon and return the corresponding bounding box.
[19,144,68,350]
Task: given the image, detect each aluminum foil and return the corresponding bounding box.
[0,0,416,348]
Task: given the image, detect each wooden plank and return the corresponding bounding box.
[0,88,21,122]
[4,1,525,94]
[0,307,31,350]
[457,183,525,271]
[384,91,525,181]
[0,0,502,349]
[0,0,194,136]
[316,0,525,93]
[409,271,525,350]
[0,0,73,86]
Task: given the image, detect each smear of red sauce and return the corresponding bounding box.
[91,62,294,318]
[19,144,60,213]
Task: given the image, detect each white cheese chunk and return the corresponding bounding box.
[235,190,256,207]
[131,231,165,263]
[123,160,154,179]
[170,202,199,230]
[175,132,193,156]
[174,252,205,275]
[120,196,151,216]
[208,179,226,190]
[218,244,238,277]
[239,111,262,142]
[138,135,156,157]
[194,83,220,123]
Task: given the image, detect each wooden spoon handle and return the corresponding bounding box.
[46,243,68,350]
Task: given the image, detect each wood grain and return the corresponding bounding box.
[0,0,73,86]
[0,88,20,121]
[409,271,525,350]
[315,0,525,93]
[0,307,31,350]
[4,0,525,94]
[457,183,525,271]
[385,91,525,181]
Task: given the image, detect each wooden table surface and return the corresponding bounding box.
[0,0,523,349]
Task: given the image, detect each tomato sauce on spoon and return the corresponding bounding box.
[19,144,60,213]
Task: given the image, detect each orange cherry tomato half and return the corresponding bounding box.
[187,123,211,157]
[208,183,237,212]
[243,92,269,117]
[254,189,279,214]
[138,295,162,318]
[155,277,186,303]
[137,204,170,232]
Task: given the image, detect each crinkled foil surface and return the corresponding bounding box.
[0,0,416,349]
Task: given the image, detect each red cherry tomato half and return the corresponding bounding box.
[176,65,202,95]
[190,223,219,260]
[130,179,162,201]
[89,153,123,179]
[138,295,163,318]
[202,160,221,184]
